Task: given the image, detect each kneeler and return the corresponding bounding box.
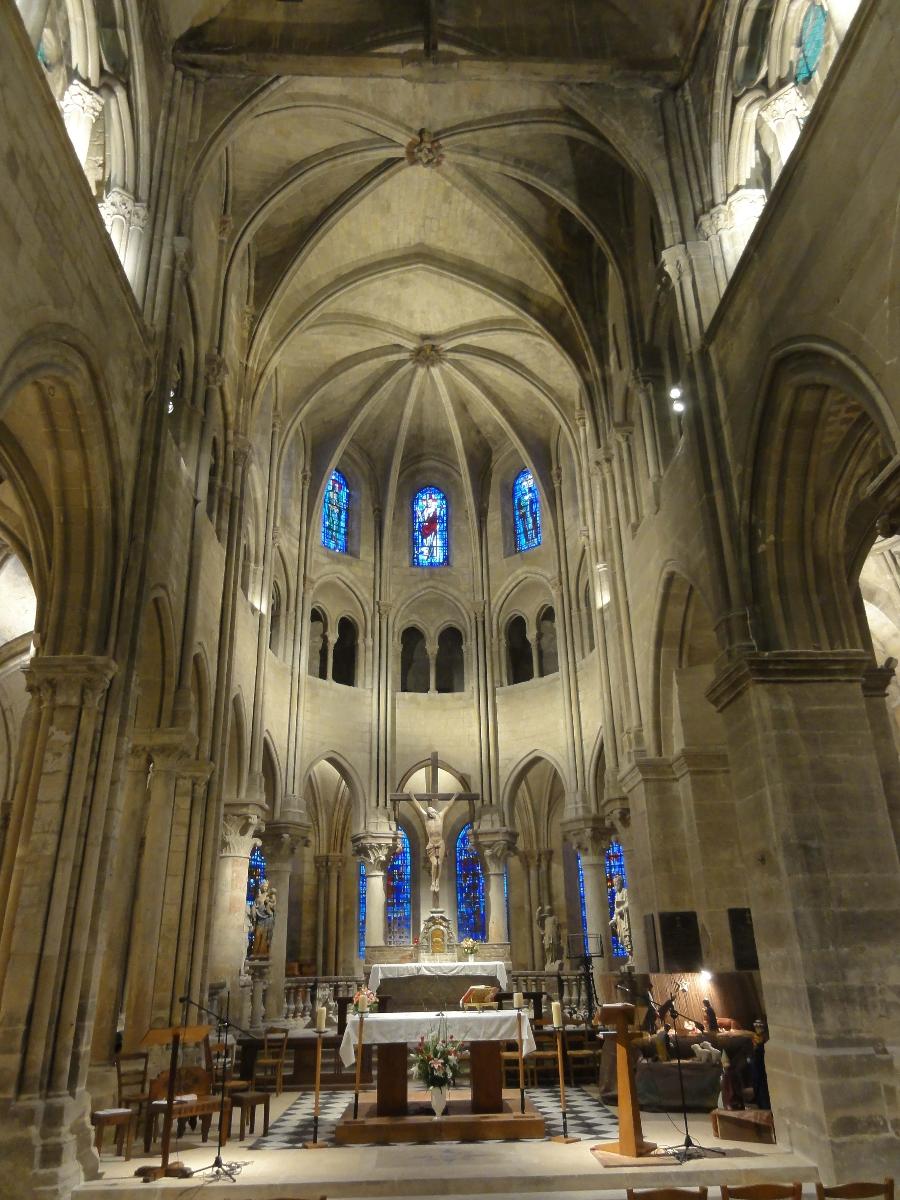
[134,1024,212,1181]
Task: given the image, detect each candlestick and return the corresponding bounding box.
[513,990,524,1009]
[551,1000,563,1027]
[315,1005,327,1032]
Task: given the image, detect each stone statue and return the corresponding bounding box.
[412,799,449,897]
[249,878,276,957]
[535,905,562,968]
[609,874,633,958]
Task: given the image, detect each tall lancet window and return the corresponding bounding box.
[385,826,412,944]
[358,862,367,959]
[577,852,590,955]
[412,485,449,567]
[455,823,486,941]
[605,839,629,958]
[322,468,350,553]
[513,468,542,552]
[246,844,267,953]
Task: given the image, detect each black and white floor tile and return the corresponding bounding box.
[249,1087,617,1150]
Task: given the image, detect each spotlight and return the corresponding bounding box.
[669,385,682,400]
[700,968,712,984]
[672,399,685,414]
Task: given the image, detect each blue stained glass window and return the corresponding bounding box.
[605,839,629,959]
[246,844,267,952]
[795,3,827,84]
[456,823,486,941]
[322,469,350,553]
[513,468,542,552]
[577,852,590,955]
[385,827,412,944]
[358,862,367,959]
[412,485,449,567]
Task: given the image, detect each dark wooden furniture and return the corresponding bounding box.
[229,1090,271,1141]
[115,1051,150,1126]
[628,1189,709,1200]
[816,1183,894,1200]
[253,1028,289,1094]
[711,1107,775,1143]
[721,1186,803,1200]
[142,1064,229,1152]
[91,1108,135,1159]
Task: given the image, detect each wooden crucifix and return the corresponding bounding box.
[390,751,478,899]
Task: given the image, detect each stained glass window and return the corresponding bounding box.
[795,2,827,84]
[412,485,449,567]
[513,468,542,552]
[358,861,367,959]
[605,839,629,959]
[246,844,267,952]
[385,826,412,944]
[322,469,350,553]
[577,852,590,955]
[456,823,486,941]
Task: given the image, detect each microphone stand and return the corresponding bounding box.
[180,992,255,1181]
[648,986,725,1164]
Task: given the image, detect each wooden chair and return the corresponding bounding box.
[721,1186,803,1200]
[628,1188,708,1200]
[816,1183,893,1200]
[91,1107,135,1159]
[526,1023,561,1086]
[564,1027,602,1089]
[143,1065,228,1152]
[253,1028,289,1095]
[204,1037,250,1100]
[115,1051,150,1125]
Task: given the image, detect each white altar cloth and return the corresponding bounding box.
[339,1009,535,1067]
[368,960,509,992]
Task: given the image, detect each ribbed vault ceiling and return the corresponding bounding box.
[194,68,661,542]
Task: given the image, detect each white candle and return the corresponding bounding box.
[315,1005,327,1032]
[551,1000,563,1028]
[357,992,368,1013]
[513,991,524,1010]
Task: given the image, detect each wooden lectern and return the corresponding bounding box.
[592,1002,656,1158]
[134,1024,210,1181]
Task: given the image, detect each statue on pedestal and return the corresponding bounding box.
[535,905,562,969]
[610,874,633,958]
[249,878,276,957]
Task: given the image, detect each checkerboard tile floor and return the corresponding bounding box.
[249,1087,618,1149]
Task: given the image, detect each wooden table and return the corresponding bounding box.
[339,1010,535,1118]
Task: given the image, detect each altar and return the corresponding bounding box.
[336,1009,544,1144]
[368,959,509,992]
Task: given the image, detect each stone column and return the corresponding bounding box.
[478,831,516,946]
[529,627,541,680]
[352,835,395,953]
[18,0,52,47]
[172,761,213,1023]
[314,855,327,973]
[0,654,116,1196]
[326,854,341,973]
[123,731,194,1048]
[564,818,616,984]
[861,665,900,852]
[707,650,900,1181]
[519,851,538,969]
[261,823,303,1022]
[208,806,264,999]
[99,187,149,281]
[60,79,104,168]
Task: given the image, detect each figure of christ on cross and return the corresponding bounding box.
[391,751,479,902]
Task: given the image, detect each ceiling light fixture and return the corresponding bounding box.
[669,385,682,400]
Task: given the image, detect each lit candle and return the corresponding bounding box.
[315,1005,327,1032]
[357,992,368,1013]
[551,1000,563,1028]
[513,991,524,1010]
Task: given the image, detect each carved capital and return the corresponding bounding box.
[221,808,264,856]
[99,186,135,229]
[561,815,615,861]
[352,833,397,873]
[477,829,517,870]
[24,655,117,711]
[405,128,444,169]
[172,236,193,277]
[61,78,104,122]
[706,649,871,712]
[261,821,303,867]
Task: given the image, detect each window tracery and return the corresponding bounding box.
[513,468,542,552]
[412,486,449,567]
[456,823,486,941]
[322,469,350,553]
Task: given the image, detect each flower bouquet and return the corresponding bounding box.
[411,1029,462,1090]
[351,986,378,1014]
[460,936,478,959]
